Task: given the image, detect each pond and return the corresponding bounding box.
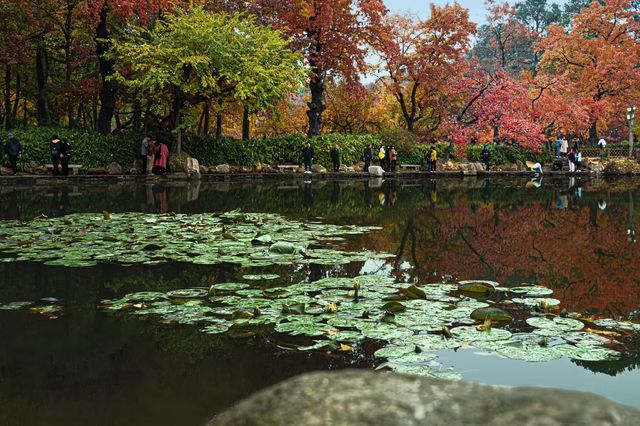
[0,176,639,425]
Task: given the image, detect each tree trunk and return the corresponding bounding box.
[203,100,210,135]
[36,43,51,126]
[307,63,325,137]
[242,104,250,141]
[132,100,142,132]
[95,3,117,134]
[170,87,184,153]
[589,121,597,144]
[64,1,74,129]
[11,72,20,123]
[216,113,223,139]
[4,65,12,130]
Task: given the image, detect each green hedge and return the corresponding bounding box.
[6,127,138,169]
[466,144,553,166]
[3,126,554,169]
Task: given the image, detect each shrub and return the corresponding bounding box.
[7,127,139,169]
[4,126,554,169]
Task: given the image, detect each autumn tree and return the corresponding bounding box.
[324,80,394,134]
[255,0,387,137]
[373,5,475,133]
[110,7,306,152]
[539,0,640,143]
[447,70,546,150]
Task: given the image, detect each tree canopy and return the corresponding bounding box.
[2,0,640,152]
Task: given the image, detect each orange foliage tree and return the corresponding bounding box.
[538,0,640,142]
[372,5,476,133]
[254,0,387,137]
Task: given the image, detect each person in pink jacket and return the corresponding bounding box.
[151,139,169,175]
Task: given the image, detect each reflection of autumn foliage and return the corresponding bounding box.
[360,198,640,316]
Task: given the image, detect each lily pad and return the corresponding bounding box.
[496,345,562,362]
[450,326,512,342]
[508,286,554,297]
[458,280,497,294]
[526,317,584,335]
[555,344,621,361]
[242,274,280,281]
[470,307,513,322]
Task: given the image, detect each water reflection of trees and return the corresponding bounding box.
[572,337,640,376]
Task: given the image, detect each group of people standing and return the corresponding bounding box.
[4,133,22,175]
[141,134,169,175]
[50,135,72,176]
[555,136,583,172]
[308,143,439,174]
[377,145,398,172]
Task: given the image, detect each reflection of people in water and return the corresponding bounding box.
[304,181,313,210]
[388,180,398,206]
[50,187,69,217]
[2,191,20,220]
[331,181,341,205]
[424,180,438,206]
[363,181,372,208]
[152,184,169,213]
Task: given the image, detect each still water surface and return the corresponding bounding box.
[0,176,639,425]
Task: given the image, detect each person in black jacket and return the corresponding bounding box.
[50,136,62,176]
[303,143,314,172]
[330,144,340,172]
[363,144,372,172]
[60,139,72,176]
[4,133,21,175]
[481,144,490,170]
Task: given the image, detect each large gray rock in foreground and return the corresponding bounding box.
[210,371,639,426]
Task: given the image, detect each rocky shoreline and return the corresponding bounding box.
[209,370,639,426]
[3,155,640,181]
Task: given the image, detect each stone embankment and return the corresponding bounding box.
[209,370,640,426]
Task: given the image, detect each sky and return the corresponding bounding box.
[384,0,570,24]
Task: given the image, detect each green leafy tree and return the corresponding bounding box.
[109,7,306,152]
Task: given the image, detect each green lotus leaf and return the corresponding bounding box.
[526,317,584,333]
[382,301,406,313]
[166,288,209,299]
[562,332,611,346]
[496,345,562,362]
[400,285,427,300]
[554,344,621,361]
[361,324,414,341]
[450,326,512,342]
[373,345,417,359]
[213,283,250,291]
[389,364,462,381]
[0,301,33,310]
[512,298,561,307]
[201,322,231,335]
[458,280,496,293]
[470,307,513,322]
[242,274,280,281]
[508,286,554,297]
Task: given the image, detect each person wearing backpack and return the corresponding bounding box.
[481,144,491,170]
[330,144,340,172]
[425,147,433,171]
[567,148,576,172]
[50,136,62,176]
[4,133,21,175]
[60,138,72,176]
[389,145,397,172]
[363,144,373,172]
[378,146,386,168]
[430,146,438,172]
